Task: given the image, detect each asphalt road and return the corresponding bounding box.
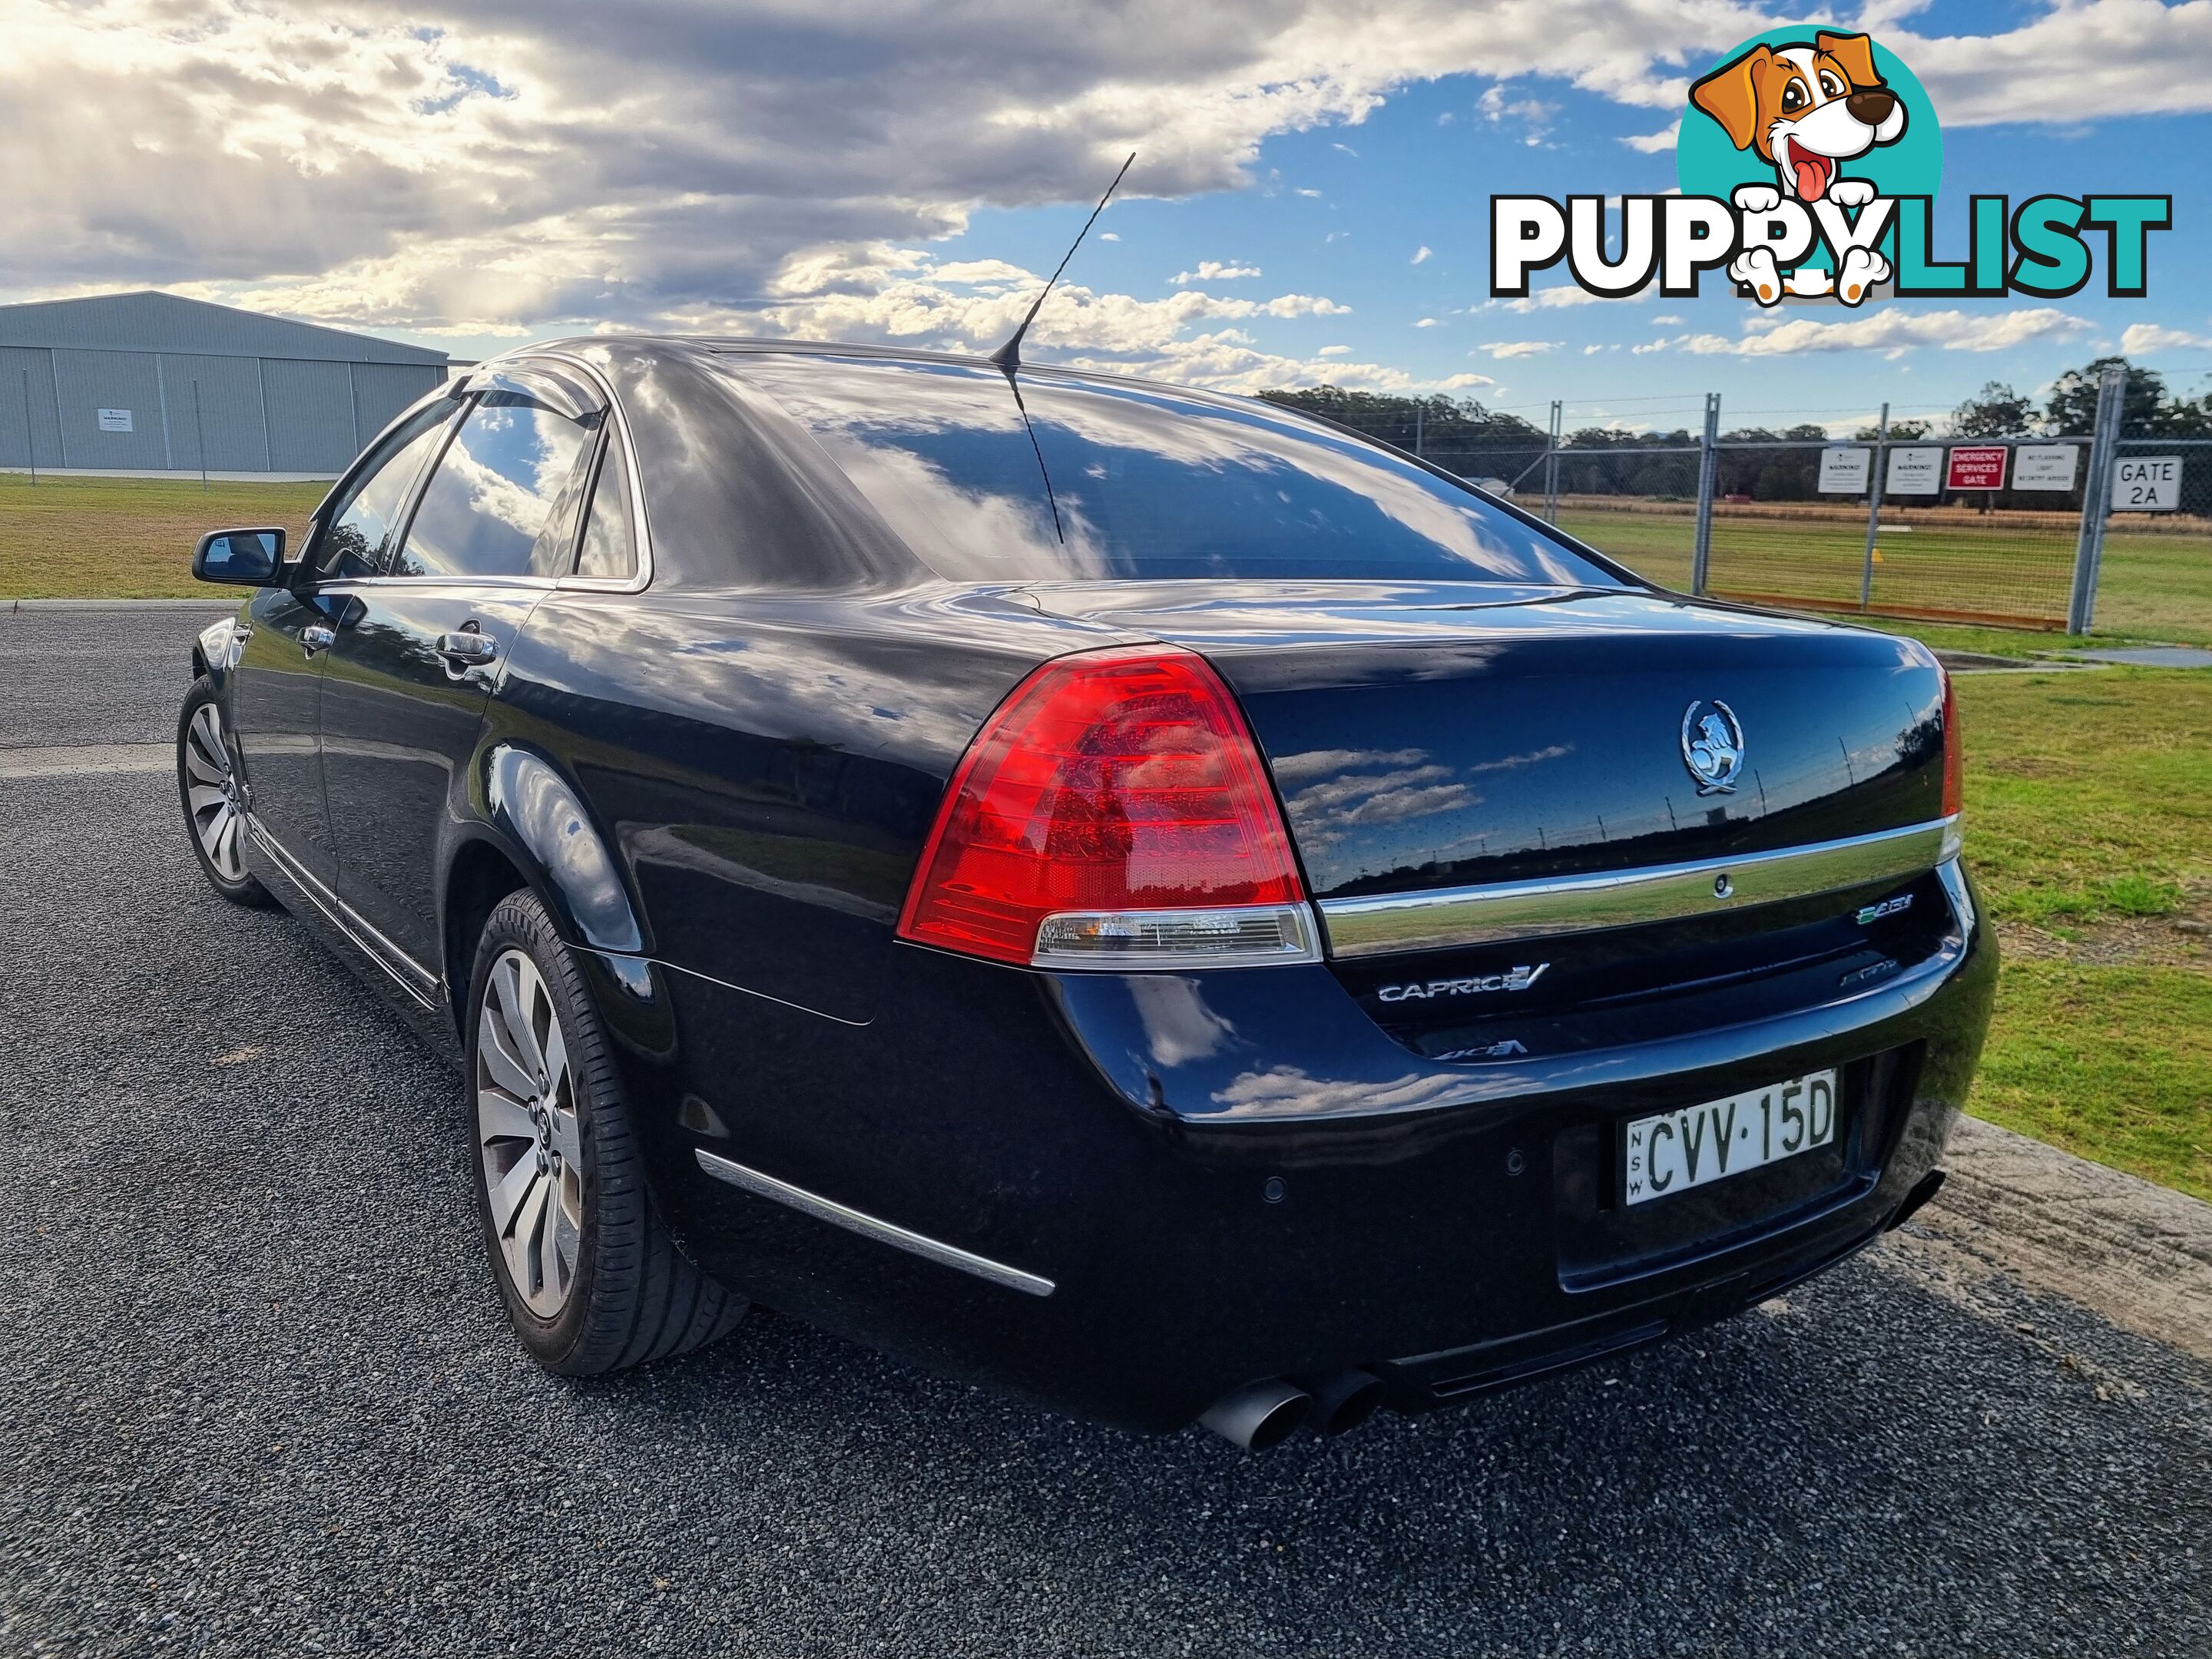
[2,602,2207,1657]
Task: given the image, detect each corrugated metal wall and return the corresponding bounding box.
[0,293,448,476]
[263,358,356,472]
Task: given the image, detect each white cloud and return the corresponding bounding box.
[1651,313,1683,325]
[2121,322,2212,355]
[1318,343,1352,356]
[1171,260,1262,284]
[1498,283,1650,313]
[1412,244,1432,265]
[1415,316,1439,328]
[1479,84,1560,142]
[1476,339,1558,359]
[1674,308,2092,359]
[1582,343,1602,355]
[1886,5,2212,127]
[1622,122,1679,154]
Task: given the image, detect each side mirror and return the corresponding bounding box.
[192,528,286,586]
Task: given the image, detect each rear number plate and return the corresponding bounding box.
[1623,1070,1837,1207]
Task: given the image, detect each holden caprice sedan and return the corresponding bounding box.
[179,339,1993,1450]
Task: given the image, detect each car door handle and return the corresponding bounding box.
[435,630,501,671]
[300,624,336,657]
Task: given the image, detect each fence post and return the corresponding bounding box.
[1859,402,1889,611]
[20,369,35,485]
[1542,399,1562,523]
[1413,403,1424,459]
[193,379,208,493]
[1690,392,1720,594]
[2067,362,2127,635]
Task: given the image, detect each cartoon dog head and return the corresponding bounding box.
[1690,31,1906,204]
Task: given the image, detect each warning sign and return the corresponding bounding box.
[1945,446,2008,491]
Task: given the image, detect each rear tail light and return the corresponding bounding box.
[1940,668,1963,814]
[896,645,1319,969]
[1939,667,1963,856]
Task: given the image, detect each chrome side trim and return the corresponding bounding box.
[246,816,442,1007]
[694,1150,1055,1298]
[1318,817,1958,957]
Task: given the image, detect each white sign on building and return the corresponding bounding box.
[2012,445,2079,492]
[1817,447,1871,494]
[95,408,133,433]
[2111,455,2184,512]
[1885,445,1944,496]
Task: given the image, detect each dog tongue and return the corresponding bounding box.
[1791,148,1831,200]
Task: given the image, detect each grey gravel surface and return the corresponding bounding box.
[0,604,233,750]
[1,615,2207,1657]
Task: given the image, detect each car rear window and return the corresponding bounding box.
[724,356,1624,588]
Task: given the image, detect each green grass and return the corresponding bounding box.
[1969,964,2212,1201]
[1946,667,2212,1197]
[0,472,328,598]
[1953,669,2211,926]
[1558,501,2212,647]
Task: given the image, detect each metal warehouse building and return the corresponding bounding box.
[0,290,449,478]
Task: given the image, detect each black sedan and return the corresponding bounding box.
[179,339,1994,1449]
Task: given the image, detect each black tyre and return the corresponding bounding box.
[177,675,276,908]
[467,888,747,1374]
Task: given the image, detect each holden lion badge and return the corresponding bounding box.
[1681,700,1745,794]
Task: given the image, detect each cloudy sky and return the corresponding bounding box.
[5,0,2210,434]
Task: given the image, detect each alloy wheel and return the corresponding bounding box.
[182,702,247,882]
[477,948,585,1317]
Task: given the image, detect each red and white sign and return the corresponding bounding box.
[1946,445,2008,491]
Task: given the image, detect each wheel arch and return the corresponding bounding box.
[445,743,650,1028]
[442,838,533,1033]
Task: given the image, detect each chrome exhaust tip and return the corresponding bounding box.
[1198,1379,1313,1452]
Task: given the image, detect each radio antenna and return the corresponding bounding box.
[988,152,1134,373]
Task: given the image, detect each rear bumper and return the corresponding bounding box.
[591,865,1996,1432]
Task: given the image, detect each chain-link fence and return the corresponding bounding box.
[1702,434,2091,628]
[1303,365,2206,636]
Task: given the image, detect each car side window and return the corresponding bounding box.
[573,432,638,581]
[313,404,455,581]
[392,391,599,581]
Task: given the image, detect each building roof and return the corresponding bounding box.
[0,290,447,366]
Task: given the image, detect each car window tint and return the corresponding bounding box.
[392,392,598,581]
[573,434,637,581]
[315,405,453,581]
[730,356,1625,588]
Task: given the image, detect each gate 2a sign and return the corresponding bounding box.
[1945,446,2007,491]
[2111,455,2183,512]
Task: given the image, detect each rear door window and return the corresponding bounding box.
[392,390,599,581]
[572,432,637,581]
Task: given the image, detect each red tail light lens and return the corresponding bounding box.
[1940,668,1963,820]
[897,645,1310,966]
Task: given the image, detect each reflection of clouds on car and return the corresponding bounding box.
[1208,1065,1472,1119]
[1274,746,1475,849]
